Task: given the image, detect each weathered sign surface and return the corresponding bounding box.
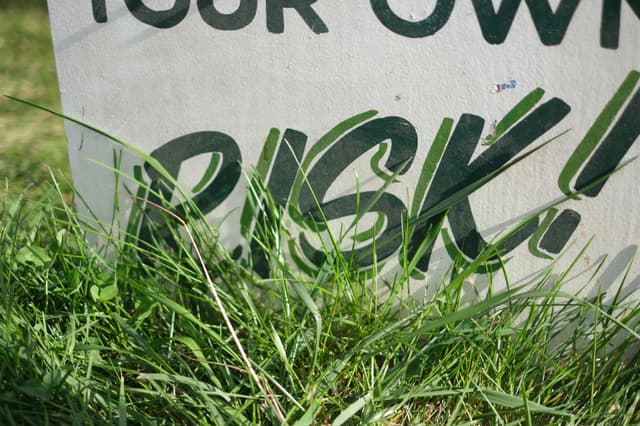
[48,1,640,298]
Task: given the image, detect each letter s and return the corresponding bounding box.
[298,116,417,266]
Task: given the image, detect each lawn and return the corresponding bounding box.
[1,2,639,425]
[0,0,67,197]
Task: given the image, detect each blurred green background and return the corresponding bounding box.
[0,0,68,197]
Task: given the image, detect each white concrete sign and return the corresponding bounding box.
[48,1,640,297]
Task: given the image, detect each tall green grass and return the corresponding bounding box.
[1,164,639,424]
[2,3,639,424]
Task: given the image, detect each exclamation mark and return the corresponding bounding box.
[92,0,107,23]
[558,70,640,198]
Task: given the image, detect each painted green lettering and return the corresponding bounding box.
[298,116,417,266]
[91,0,107,23]
[472,0,580,46]
[472,0,521,44]
[408,98,571,271]
[249,129,308,277]
[124,0,190,29]
[138,131,242,249]
[266,0,328,34]
[370,0,454,38]
[198,0,258,31]
[525,0,580,45]
[558,71,640,198]
[601,0,640,49]
[539,209,581,254]
[574,78,640,197]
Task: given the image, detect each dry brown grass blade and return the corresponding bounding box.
[130,195,288,424]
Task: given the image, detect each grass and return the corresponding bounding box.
[1,170,640,425]
[2,2,640,425]
[0,0,67,197]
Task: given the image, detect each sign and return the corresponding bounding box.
[48,1,640,298]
